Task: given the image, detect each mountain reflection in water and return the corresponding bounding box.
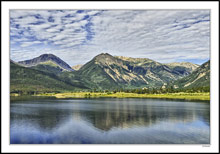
[10,98,210,144]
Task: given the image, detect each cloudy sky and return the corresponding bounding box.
[10,10,210,66]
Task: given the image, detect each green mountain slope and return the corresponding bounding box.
[10,61,87,94]
[117,56,192,86]
[171,60,210,89]
[29,61,65,74]
[69,53,199,90]
[74,54,122,90]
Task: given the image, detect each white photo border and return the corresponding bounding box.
[1,1,219,153]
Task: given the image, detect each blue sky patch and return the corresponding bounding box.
[76,10,84,14]
[82,15,90,20]
[29,21,45,25]
[48,16,55,23]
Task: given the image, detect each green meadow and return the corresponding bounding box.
[36,92,210,101]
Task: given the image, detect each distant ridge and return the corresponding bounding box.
[166,62,199,72]
[18,54,74,72]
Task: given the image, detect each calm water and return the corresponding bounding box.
[10,97,210,144]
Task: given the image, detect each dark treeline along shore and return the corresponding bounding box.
[10,53,210,98]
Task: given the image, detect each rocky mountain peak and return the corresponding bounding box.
[18,53,74,71]
[94,53,114,59]
[38,53,56,59]
[93,53,123,65]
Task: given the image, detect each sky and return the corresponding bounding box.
[10,10,210,66]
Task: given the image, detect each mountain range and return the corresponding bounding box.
[10,53,210,93]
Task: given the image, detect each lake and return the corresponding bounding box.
[10,97,210,144]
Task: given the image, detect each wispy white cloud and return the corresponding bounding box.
[10,10,210,65]
[20,41,42,47]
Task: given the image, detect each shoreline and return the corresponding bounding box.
[35,92,210,101]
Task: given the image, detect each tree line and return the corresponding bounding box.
[10,86,210,95]
[89,86,210,94]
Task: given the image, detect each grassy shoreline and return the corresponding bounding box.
[35,92,210,101]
